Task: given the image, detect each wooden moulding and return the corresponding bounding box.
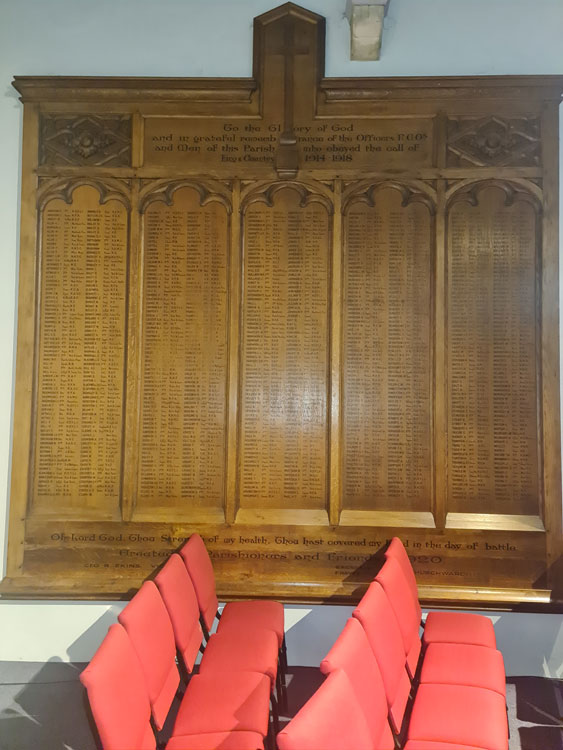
[3,2,563,608]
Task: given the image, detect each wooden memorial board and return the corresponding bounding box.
[3,3,563,606]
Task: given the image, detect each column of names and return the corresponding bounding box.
[139,188,228,511]
[447,189,538,514]
[240,191,329,510]
[34,186,127,514]
[343,191,432,511]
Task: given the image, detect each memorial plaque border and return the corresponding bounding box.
[2,4,562,608]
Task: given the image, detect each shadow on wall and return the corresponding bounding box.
[65,605,123,663]
[282,601,563,678]
[494,612,563,678]
[0,658,98,750]
[0,607,121,750]
[283,604,354,667]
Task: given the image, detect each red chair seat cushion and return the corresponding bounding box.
[218,600,285,647]
[405,743,487,750]
[166,732,264,749]
[199,629,279,688]
[408,683,508,750]
[173,672,271,737]
[423,611,496,648]
[421,642,506,697]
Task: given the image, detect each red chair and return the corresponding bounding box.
[375,557,422,678]
[354,581,506,704]
[352,582,416,733]
[385,537,497,649]
[179,535,285,646]
[118,581,272,741]
[154,554,281,728]
[277,669,393,750]
[166,734,263,750]
[80,623,157,750]
[118,582,179,730]
[320,619,396,747]
[179,534,287,706]
[420,641,506,697]
[80,622,265,750]
[154,553,203,675]
[406,683,508,750]
[321,617,507,750]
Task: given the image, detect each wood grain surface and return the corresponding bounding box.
[3,4,562,605]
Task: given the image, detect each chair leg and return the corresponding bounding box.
[506,701,510,739]
[266,708,277,750]
[270,693,280,736]
[276,666,288,715]
[281,634,288,671]
[277,635,289,712]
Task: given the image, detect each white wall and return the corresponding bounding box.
[1,0,563,671]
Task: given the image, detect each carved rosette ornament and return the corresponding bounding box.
[40,114,132,167]
[447,116,540,167]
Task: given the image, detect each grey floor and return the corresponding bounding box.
[0,661,562,749]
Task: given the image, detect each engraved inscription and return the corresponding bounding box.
[343,187,432,511]
[144,118,433,171]
[26,520,546,594]
[239,187,330,510]
[138,186,228,512]
[34,185,127,514]
[447,185,539,515]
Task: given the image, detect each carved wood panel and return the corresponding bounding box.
[446,183,541,522]
[341,184,433,518]
[3,4,562,605]
[238,184,331,519]
[33,183,128,518]
[137,184,230,519]
[40,115,132,167]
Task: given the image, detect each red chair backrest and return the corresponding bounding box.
[154,553,203,674]
[375,556,422,677]
[384,537,422,619]
[118,581,180,730]
[80,623,156,750]
[277,669,381,750]
[320,618,395,750]
[179,533,219,632]
[353,581,411,733]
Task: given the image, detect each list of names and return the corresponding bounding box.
[34,186,127,513]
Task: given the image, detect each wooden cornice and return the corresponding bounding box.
[11,76,258,103]
[12,74,563,106]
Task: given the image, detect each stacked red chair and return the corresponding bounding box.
[355,579,506,700]
[385,537,497,651]
[179,534,287,708]
[81,533,285,750]
[80,622,265,750]
[276,541,507,750]
[117,581,272,743]
[321,617,508,750]
[154,553,282,729]
[80,623,159,750]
